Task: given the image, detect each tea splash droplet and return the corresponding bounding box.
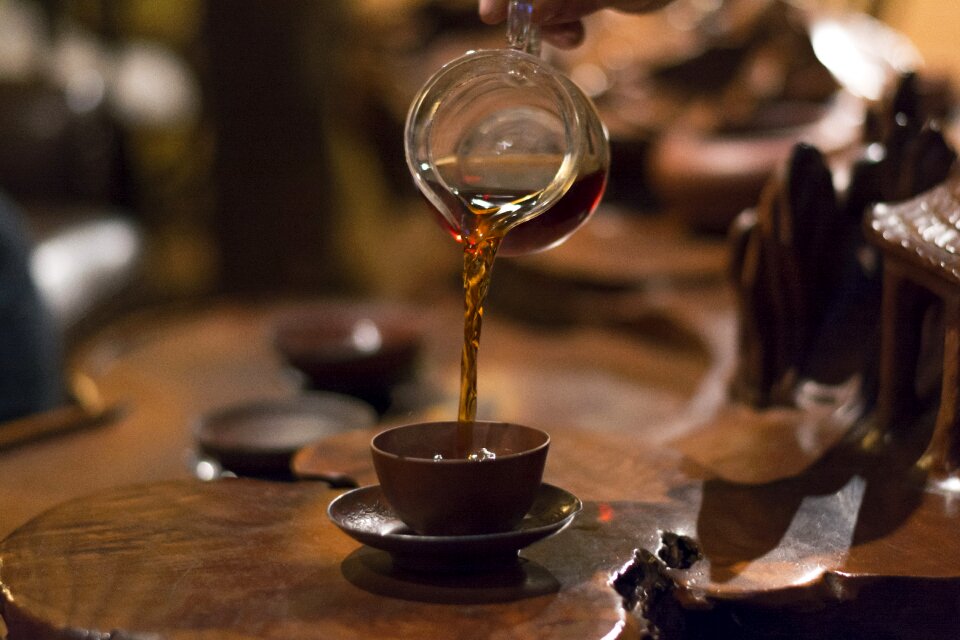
[467,447,497,462]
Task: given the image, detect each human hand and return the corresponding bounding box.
[478,0,678,48]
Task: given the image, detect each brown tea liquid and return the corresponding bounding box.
[430,154,607,457]
[457,235,501,455]
[426,154,607,255]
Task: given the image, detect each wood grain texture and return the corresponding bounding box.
[0,479,631,640]
[7,418,960,640]
[2,210,959,638]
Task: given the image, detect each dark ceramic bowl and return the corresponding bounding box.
[194,393,377,478]
[646,94,863,233]
[371,421,550,536]
[272,302,425,413]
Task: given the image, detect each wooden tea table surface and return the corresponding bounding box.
[2,276,959,638]
[0,208,730,538]
[0,277,732,640]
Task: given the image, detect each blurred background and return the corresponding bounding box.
[0,0,957,418]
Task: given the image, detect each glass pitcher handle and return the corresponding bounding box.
[507,0,541,56]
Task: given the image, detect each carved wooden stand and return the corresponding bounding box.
[868,172,960,476]
[647,73,960,638]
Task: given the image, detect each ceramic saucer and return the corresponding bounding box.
[193,393,377,478]
[328,483,581,572]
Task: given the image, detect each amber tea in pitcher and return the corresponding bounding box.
[404,0,609,431]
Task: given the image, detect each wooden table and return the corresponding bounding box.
[5,218,956,638]
[0,479,633,639]
[0,284,727,537]
[0,241,733,639]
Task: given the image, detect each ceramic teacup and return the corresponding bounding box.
[371,421,549,536]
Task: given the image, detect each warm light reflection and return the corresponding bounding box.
[350,319,382,354]
[112,42,200,127]
[932,476,960,518]
[597,502,615,523]
[64,68,106,114]
[600,618,627,640]
[793,563,829,589]
[935,475,960,493]
[30,218,141,327]
[195,459,221,482]
[810,21,887,100]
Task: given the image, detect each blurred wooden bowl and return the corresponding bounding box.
[647,92,864,233]
[272,301,426,413]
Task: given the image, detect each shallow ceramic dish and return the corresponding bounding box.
[328,483,581,572]
[272,302,426,413]
[194,393,377,478]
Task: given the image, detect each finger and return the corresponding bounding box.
[481,0,676,25]
[479,0,509,24]
[542,20,587,48]
[480,0,594,26]
[533,0,601,24]
[479,1,585,50]
[614,0,677,12]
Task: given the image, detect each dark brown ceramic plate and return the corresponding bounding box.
[194,393,378,478]
[328,483,581,572]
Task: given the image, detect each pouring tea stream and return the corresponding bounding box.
[404,0,609,441]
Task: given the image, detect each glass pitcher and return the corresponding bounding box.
[404,0,609,257]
